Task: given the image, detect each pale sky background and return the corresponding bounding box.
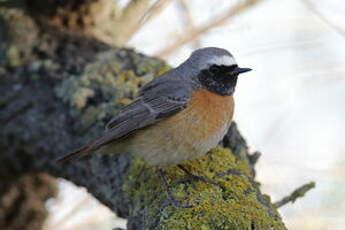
[44,0,345,229]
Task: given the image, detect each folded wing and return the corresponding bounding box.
[58,78,193,162]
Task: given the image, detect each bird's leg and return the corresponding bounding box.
[157,169,192,208]
[177,164,220,187]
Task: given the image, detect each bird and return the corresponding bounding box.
[58,47,252,207]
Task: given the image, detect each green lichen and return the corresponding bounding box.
[54,50,169,131]
[124,146,286,230]
[6,45,21,67]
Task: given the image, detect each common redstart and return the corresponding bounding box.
[59,47,251,207]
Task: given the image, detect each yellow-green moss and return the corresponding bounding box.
[6,45,22,67]
[124,146,286,230]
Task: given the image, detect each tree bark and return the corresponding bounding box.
[0,174,57,230]
[0,1,287,229]
[0,0,166,47]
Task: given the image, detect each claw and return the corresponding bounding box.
[157,169,193,208]
[177,165,220,187]
[157,166,222,208]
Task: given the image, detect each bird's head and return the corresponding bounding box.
[183,47,251,96]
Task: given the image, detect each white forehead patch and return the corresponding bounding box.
[210,55,236,66]
[200,55,236,70]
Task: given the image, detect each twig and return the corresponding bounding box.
[302,0,345,38]
[176,0,200,49]
[248,151,261,166]
[138,0,173,27]
[155,0,262,57]
[274,182,316,208]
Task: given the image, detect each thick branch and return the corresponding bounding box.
[102,0,152,45]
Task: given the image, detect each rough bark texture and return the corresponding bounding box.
[0,1,287,229]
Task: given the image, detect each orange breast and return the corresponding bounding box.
[160,88,234,148]
[127,88,234,166]
[185,88,234,140]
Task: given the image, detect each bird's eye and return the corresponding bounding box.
[209,65,221,74]
[228,65,238,72]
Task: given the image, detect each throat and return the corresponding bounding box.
[199,75,238,96]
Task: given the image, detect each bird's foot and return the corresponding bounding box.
[157,169,193,208]
[177,164,220,187]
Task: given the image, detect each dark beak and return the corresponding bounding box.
[233,67,252,75]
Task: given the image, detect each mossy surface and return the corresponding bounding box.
[125,147,286,230]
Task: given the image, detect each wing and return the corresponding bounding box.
[57,78,193,162]
[104,78,192,141]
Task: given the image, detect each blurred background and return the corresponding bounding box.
[22,0,343,229]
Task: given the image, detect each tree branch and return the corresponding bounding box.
[176,0,201,49]
[138,0,173,27]
[84,0,152,46]
[274,182,316,208]
[302,0,345,38]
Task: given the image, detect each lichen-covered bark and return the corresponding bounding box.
[0,2,287,229]
[125,146,285,230]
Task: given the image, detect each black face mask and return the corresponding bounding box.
[198,65,239,96]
